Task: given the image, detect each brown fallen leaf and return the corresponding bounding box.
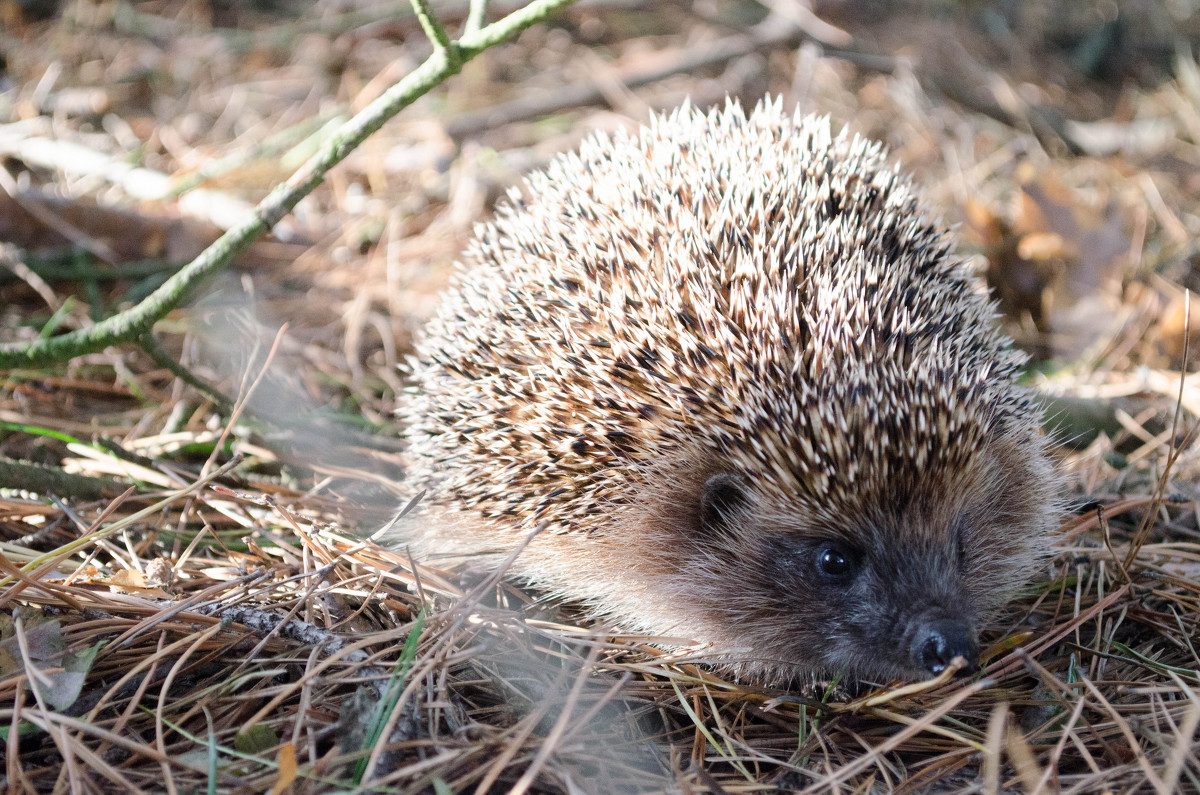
[965,165,1132,360]
[103,568,172,600]
[1130,276,1200,370]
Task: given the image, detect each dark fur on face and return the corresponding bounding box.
[618,428,1050,685]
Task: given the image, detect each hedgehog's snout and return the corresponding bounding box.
[911,618,978,676]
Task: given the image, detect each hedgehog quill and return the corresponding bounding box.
[393,98,1061,685]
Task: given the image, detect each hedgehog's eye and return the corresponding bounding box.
[699,473,747,532]
[814,541,857,584]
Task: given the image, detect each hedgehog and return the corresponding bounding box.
[393,98,1061,685]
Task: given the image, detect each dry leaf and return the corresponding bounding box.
[103,568,172,599]
[966,167,1132,360]
[1132,277,1200,369]
[270,742,297,795]
[0,617,100,711]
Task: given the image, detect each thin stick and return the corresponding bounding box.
[411,0,454,51]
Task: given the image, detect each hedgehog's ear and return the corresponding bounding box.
[699,473,748,534]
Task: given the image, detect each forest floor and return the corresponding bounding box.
[1,0,1199,792]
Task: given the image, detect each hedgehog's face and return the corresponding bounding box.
[648,437,1050,685]
[745,522,979,683]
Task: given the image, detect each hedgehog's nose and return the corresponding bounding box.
[913,619,977,676]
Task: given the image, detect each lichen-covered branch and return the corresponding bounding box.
[0,458,129,501]
[0,0,574,369]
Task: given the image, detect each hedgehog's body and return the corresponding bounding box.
[397,100,1060,684]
